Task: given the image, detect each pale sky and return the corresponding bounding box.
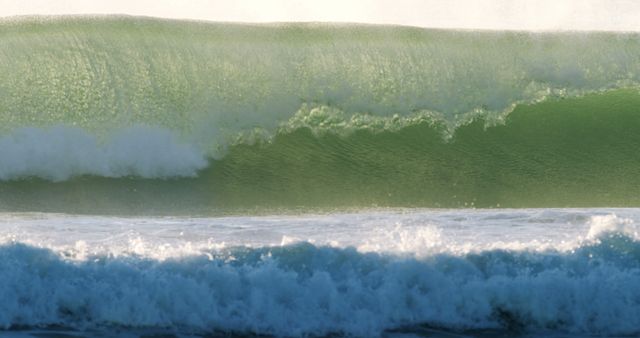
[1,0,639,31]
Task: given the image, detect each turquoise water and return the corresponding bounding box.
[0,209,639,338]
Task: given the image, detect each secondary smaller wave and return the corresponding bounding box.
[1,214,640,337]
[0,125,208,181]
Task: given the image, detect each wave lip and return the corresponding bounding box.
[2,225,640,337]
[0,125,208,181]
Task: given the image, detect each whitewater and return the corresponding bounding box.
[2,209,640,337]
[2,15,640,337]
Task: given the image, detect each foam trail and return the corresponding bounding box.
[0,125,207,181]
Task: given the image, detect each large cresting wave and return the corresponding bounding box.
[1,16,640,211]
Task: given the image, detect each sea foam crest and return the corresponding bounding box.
[0,126,208,181]
[587,214,638,240]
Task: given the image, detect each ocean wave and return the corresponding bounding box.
[1,220,640,337]
[2,17,640,210]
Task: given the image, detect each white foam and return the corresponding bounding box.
[0,125,208,181]
[586,214,638,240]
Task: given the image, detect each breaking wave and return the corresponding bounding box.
[1,214,640,336]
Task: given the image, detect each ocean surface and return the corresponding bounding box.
[1,16,640,337]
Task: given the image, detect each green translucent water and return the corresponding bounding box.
[1,17,640,214]
[213,89,640,209]
[1,89,639,214]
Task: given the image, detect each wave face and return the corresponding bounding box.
[2,16,640,211]
[1,210,640,337]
